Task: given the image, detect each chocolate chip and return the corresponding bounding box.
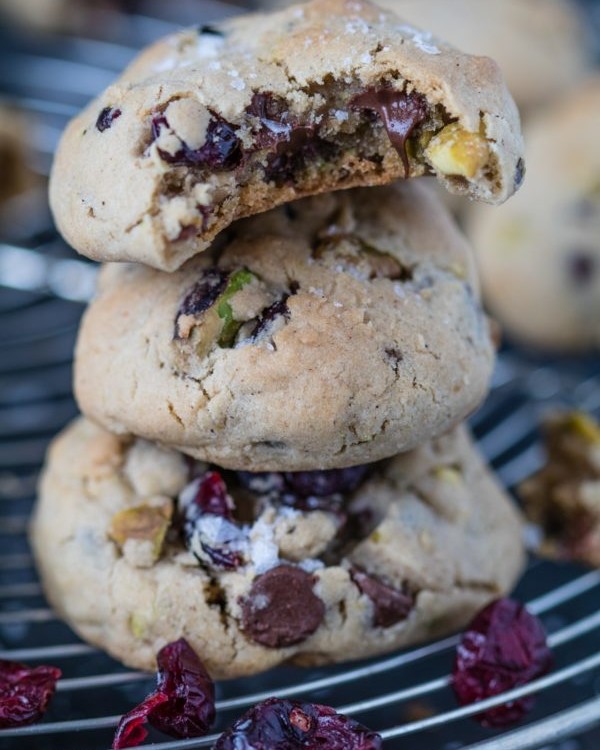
[198,24,224,37]
[96,106,121,132]
[568,251,596,286]
[351,88,428,177]
[514,158,525,190]
[240,566,325,647]
[351,568,414,627]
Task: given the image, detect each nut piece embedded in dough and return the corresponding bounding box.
[109,501,173,564]
[425,123,490,179]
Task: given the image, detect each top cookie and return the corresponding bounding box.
[262,0,590,113]
[49,0,524,271]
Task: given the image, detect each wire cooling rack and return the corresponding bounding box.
[0,2,599,748]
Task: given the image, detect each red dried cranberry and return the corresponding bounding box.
[214,697,382,749]
[149,638,216,738]
[113,691,168,749]
[182,471,244,570]
[174,269,229,338]
[192,471,233,519]
[249,292,294,340]
[0,660,61,728]
[452,598,553,727]
[284,465,369,498]
[113,639,215,748]
[351,88,428,177]
[351,568,414,628]
[152,113,242,170]
[96,106,122,132]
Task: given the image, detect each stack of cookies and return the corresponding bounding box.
[32,0,526,678]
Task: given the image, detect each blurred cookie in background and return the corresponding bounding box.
[467,78,600,352]
[520,411,600,568]
[0,106,36,202]
[259,0,591,114]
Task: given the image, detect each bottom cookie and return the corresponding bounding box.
[31,418,524,679]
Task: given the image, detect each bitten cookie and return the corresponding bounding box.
[49,0,523,271]
[75,183,494,472]
[314,0,590,113]
[468,78,600,351]
[31,418,524,678]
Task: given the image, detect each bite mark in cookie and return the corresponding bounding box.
[50,0,523,270]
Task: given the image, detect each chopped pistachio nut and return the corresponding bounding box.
[109,501,173,562]
[129,611,152,639]
[562,411,600,444]
[217,268,256,346]
[433,466,463,485]
[425,123,490,179]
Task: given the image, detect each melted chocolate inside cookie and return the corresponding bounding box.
[350,88,429,176]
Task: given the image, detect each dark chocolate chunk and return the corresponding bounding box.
[174,269,229,339]
[351,88,428,177]
[568,251,596,286]
[240,566,325,647]
[351,568,414,627]
[96,106,121,132]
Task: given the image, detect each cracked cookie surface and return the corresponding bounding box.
[49,0,523,271]
[75,182,495,471]
[31,417,524,678]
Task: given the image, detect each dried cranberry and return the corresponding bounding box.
[249,285,298,341]
[285,466,369,498]
[214,697,382,749]
[113,691,168,749]
[351,88,428,177]
[192,471,233,519]
[150,638,216,738]
[351,568,414,628]
[452,598,553,727]
[96,106,122,132]
[152,113,242,170]
[236,464,369,514]
[241,566,325,648]
[174,269,229,339]
[113,639,215,748]
[181,471,244,570]
[0,660,61,728]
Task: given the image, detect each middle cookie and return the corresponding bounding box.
[76,182,494,471]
